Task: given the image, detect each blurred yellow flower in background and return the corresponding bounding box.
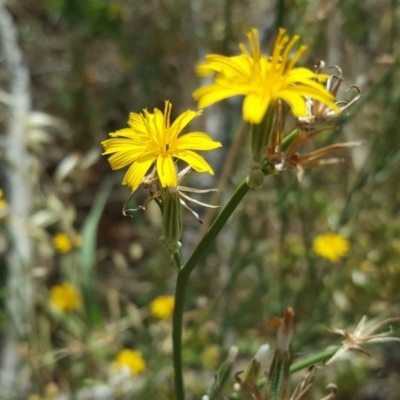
[201,344,220,370]
[53,232,81,253]
[313,233,350,262]
[27,395,41,400]
[49,282,82,312]
[0,189,8,210]
[194,28,338,124]
[101,101,222,192]
[150,295,175,319]
[44,382,59,399]
[53,233,72,253]
[114,349,146,376]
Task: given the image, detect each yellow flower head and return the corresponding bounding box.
[44,382,59,398]
[194,28,339,124]
[27,395,41,400]
[114,349,146,376]
[49,282,82,312]
[53,233,72,253]
[313,233,350,262]
[150,295,175,319]
[53,232,81,254]
[0,189,8,210]
[101,101,222,192]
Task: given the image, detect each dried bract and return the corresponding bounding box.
[123,166,219,224]
[326,316,400,365]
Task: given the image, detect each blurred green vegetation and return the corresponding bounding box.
[1,0,400,399]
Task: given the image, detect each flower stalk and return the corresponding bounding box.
[171,176,263,400]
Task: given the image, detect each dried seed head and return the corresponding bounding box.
[298,63,361,130]
[326,316,400,365]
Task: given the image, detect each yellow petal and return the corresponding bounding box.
[242,94,270,124]
[287,75,334,96]
[198,54,251,77]
[195,54,243,76]
[287,67,321,81]
[278,91,308,116]
[142,110,159,144]
[281,86,339,113]
[196,63,216,77]
[153,108,165,129]
[175,132,222,151]
[193,85,244,109]
[128,113,147,134]
[156,155,178,187]
[102,138,147,154]
[174,150,214,174]
[169,109,202,142]
[122,157,155,191]
[106,146,147,169]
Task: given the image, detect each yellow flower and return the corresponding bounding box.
[49,282,82,312]
[44,382,59,398]
[0,189,8,210]
[101,101,222,192]
[27,395,41,400]
[193,28,339,124]
[201,344,220,370]
[313,233,350,262]
[150,295,175,319]
[52,232,81,253]
[114,349,146,376]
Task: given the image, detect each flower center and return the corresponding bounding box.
[158,142,171,157]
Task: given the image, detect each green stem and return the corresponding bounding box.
[172,248,185,271]
[172,268,187,400]
[255,346,340,389]
[171,178,251,400]
[281,129,298,151]
[289,346,340,373]
[171,131,339,398]
[182,178,250,277]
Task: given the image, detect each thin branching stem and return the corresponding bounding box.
[255,346,341,390]
[172,260,186,400]
[171,178,252,400]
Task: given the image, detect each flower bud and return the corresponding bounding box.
[248,106,277,189]
[267,307,295,399]
[161,187,182,253]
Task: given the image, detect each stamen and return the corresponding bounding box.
[164,101,172,130]
[239,43,249,56]
[270,29,287,73]
[247,29,260,60]
[281,35,300,72]
[285,44,307,74]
